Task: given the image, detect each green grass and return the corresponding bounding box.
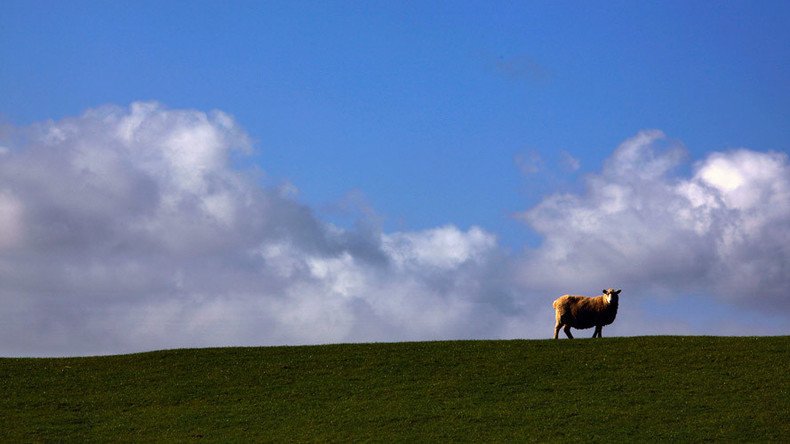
[1,336,788,442]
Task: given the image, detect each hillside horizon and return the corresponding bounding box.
[3,336,788,441]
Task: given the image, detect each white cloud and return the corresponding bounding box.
[0,190,24,248]
[0,106,786,356]
[518,130,790,312]
[383,225,496,270]
[0,102,527,356]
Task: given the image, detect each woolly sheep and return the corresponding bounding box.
[552,288,621,339]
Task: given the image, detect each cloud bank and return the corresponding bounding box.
[0,103,526,356]
[519,130,790,312]
[0,104,787,356]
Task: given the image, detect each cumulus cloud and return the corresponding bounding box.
[518,130,790,312]
[0,105,786,356]
[0,103,531,356]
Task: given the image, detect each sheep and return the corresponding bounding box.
[552,288,621,339]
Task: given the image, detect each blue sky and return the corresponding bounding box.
[1,1,788,355]
[4,1,788,246]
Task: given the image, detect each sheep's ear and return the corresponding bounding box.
[602,289,608,294]
[615,289,622,295]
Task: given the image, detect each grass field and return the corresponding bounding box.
[1,336,788,442]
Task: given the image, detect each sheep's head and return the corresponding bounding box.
[602,288,622,304]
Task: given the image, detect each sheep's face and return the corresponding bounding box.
[602,288,622,304]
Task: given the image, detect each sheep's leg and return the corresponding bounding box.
[563,325,574,339]
[592,325,602,338]
[553,323,562,339]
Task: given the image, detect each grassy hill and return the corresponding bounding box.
[1,336,788,442]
